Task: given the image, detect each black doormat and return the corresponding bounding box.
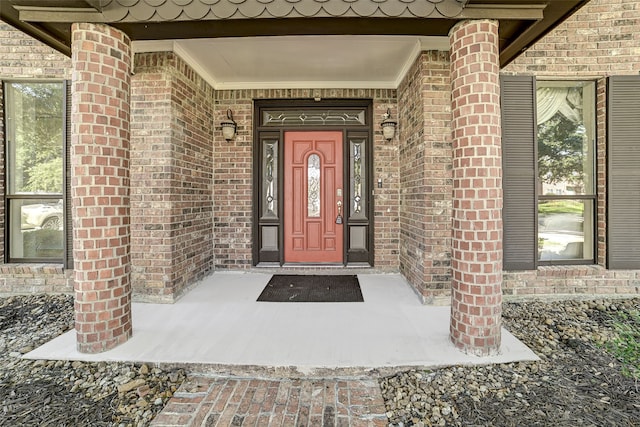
[257,275,363,302]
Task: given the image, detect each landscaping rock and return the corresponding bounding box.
[0,294,185,427]
[382,298,640,427]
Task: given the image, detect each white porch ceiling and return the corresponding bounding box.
[132,35,450,90]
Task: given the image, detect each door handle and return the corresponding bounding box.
[336,200,343,224]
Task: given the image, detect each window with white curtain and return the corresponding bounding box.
[536,81,596,263]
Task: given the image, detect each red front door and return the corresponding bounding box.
[284,131,343,263]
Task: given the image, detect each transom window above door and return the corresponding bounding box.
[261,108,367,127]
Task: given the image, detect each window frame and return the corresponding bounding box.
[535,79,597,266]
[3,80,70,265]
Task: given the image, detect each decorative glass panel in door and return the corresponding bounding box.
[307,154,321,217]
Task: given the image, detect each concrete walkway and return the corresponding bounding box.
[26,271,537,376]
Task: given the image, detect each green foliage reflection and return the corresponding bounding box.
[537,113,586,192]
[10,83,63,194]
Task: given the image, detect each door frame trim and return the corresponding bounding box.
[252,99,374,267]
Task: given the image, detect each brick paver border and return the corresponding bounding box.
[150,375,388,427]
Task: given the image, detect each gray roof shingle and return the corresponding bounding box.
[95,0,467,22]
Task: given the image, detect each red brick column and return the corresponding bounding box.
[449,20,502,356]
[71,23,132,353]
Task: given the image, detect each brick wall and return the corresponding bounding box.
[130,52,214,302]
[213,89,400,270]
[503,267,640,297]
[212,91,253,269]
[373,92,401,271]
[0,23,71,80]
[0,22,73,294]
[397,51,453,303]
[504,0,640,76]
[503,0,640,296]
[0,265,73,294]
[398,53,426,290]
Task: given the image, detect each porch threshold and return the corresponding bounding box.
[24,272,538,377]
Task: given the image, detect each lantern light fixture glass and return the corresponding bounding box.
[380,108,397,141]
[220,109,237,141]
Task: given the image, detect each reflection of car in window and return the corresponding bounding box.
[21,200,63,231]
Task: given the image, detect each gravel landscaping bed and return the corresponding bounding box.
[1,293,639,426]
[382,298,640,426]
[0,295,185,426]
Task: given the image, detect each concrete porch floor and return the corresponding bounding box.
[26,271,537,376]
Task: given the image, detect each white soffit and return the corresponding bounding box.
[132,35,449,90]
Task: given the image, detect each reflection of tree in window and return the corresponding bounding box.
[11,83,63,194]
[537,113,585,193]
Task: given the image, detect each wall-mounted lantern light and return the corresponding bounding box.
[220,109,237,141]
[380,108,397,141]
